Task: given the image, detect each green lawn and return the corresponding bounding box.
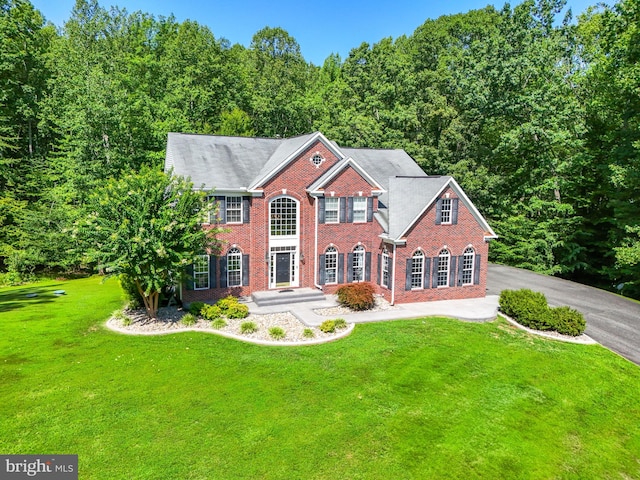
[1,277,639,479]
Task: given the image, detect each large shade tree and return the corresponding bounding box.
[76,167,220,318]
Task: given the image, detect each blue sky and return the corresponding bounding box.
[31,0,597,65]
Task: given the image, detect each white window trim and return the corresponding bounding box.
[226,196,243,224]
[325,247,338,285]
[411,250,424,290]
[440,198,452,225]
[352,245,365,282]
[462,247,475,286]
[382,249,390,288]
[227,248,242,287]
[437,249,450,287]
[324,197,339,224]
[194,254,209,290]
[353,197,367,223]
[269,196,299,239]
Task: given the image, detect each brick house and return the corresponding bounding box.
[164,131,497,305]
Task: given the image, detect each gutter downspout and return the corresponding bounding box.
[314,196,321,290]
[390,243,397,305]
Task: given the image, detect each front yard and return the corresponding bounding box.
[1,277,639,479]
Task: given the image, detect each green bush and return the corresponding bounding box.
[303,328,315,338]
[181,313,197,326]
[333,318,347,330]
[225,303,249,319]
[336,283,375,311]
[549,306,586,336]
[119,275,144,309]
[211,318,227,329]
[319,320,336,333]
[499,289,554,331]
[216,295,239,312]
[189,301,206,315]
[201,304,223,320]
[240,321,258,334]
[269,326,286,339]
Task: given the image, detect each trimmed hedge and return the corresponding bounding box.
[499,289,586,336]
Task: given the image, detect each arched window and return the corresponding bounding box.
[270,197,297,237]
[411,250,424,289]
[381,247,390,288]
[227,247,242,287]
[325,246,338,284]
[462,247,475,285]
[437,249,450,287]
[352,245,365,282]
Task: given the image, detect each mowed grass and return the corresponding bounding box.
[1,277,639,479]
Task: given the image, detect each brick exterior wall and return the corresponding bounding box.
[182,140,490,306]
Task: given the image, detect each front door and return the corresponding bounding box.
[275,253,291,286]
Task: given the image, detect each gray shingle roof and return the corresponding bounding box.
[387,176,451,240]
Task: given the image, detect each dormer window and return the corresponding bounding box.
[311,153,324,167]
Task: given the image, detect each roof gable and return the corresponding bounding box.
[307,157,384,194]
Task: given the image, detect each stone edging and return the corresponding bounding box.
[105,317,354,346]
[502,315,598,345]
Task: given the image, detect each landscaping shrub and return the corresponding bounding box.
[333,318,347,330]
[336,282,375,311]
[225,303,249,319]
[211,318,227,329]
[303,328,315,338]
[320,320,336,333]
[268,326,286,339]
[499,289,554,331]
[215,295,249,319]
[189,301,206,316]
[180,313,197,326]
[201,304,222,320]
[119,275,144,309]
[240,321,258,334]
[549,306,586,336]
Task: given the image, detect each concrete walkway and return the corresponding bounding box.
[246,294,500,327]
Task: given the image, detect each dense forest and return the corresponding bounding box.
[0,0,638,297]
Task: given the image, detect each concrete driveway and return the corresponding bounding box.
[487,264,640,365]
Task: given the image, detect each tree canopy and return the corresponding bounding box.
[1,0,639,298]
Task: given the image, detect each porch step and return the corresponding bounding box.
[252,288,326,307]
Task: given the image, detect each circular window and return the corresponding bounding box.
[311,154,324,167]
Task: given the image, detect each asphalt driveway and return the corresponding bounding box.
[487,264,640,365]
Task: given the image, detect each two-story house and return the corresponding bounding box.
[164,131,497,305]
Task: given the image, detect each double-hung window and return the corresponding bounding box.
[381,248,390,288]
[226,196,242,223]
[437,249,450,287]
[194,255,209,290]
[440,198,452,224]
[324,197,339,224]
[462,247,475,285]
[325,247,338,284]
[352,246,365,282]
[411,250,424,289]
[352,197,367,223]
[227,248,242,287]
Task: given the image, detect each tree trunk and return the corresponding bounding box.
[135,280,159,319]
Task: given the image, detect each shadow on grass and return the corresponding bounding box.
[0,284,64,314]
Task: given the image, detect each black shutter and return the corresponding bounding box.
[318,197,325,224]
[242,254,249,286]
[185,264,194,290]
[215,196,226,224]
[339,197,346,223]
[424,258,431,289]
[219,257,227,288]
[457,255,464,286]
[405,258,413,291]
[347,253,354,282]
[338,254,344,284]
[474,254,481,285]
[377,254,382,285]
[452,198,459,225]
[432,257,439,288]
[319,254,326,285]
[209,255,217,289]
[449,256,457,287]
[365,252,371,281]
[347,197,354,223]
[243,198,250,224]
[435,199,442,225]
[367,197,373,222]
